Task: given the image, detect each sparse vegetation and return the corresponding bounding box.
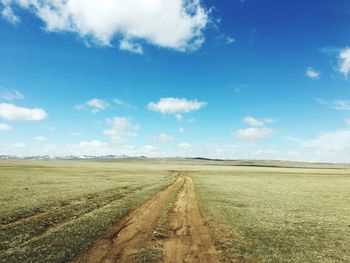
[191,166,350,262]
[0,160,173,263]
[1,159,349,262]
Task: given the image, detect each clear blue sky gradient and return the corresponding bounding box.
[1,0,350,162]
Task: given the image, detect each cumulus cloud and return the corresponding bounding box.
[306,67,320,79]
[0,123,11,131]
[0,103,47,121]
[0,88,24,101]
[79,140,107,147]
[234,127,274,139]
[74,98,109,113]
[338,47,350,77]
[148,98,207,115]
[153,133,174,143]
[1,0,209,52]
[243,116,273,127]
[103,117,139,143]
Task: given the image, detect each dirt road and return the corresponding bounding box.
[72,172,218,263]
[162,176,218,263]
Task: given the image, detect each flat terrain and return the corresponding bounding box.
[0,159,349,262]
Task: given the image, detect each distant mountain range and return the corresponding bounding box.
[0,155,137,160]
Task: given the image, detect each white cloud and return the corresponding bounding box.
[143,144,157,152]
[243,116,273,127]
[119,39,143,54]
[338,47,350,77]
[0,123,11,131]
[217,34,234,45]
[2,0,209,52]
[306,67,320,79]
[316,98,350,111]
[34,136,48,141]
[332,100,350,110]
[346,118,350,126]
[177,142,193,150]
[75,98,109,113]
[148,97,207,115]
[113,98,135,109]
[0,88,24,101]
[179,127,186,133]
[1,6,20,24]
[103,117,139,143]
[0,103,47,121]
[79,140,106,147]
[13,142,25,148]
[304,130,350,161]
[234,127,274,139]
[153,133,174,143]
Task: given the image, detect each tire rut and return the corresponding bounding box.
[72,173,185,263]
[161,175,219,263]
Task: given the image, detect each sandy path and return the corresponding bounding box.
[161,176,219,263]
[72,173,184,263]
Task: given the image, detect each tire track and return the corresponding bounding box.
[72,173,184,263]
[161,175,219,263]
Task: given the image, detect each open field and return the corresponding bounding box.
[0,159,350,262]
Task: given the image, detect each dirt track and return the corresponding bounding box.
[162,176,218,263]
[72,172,218,263]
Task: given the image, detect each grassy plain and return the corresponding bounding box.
[0,159,349,262]
[0,160,173,262]
[191,165,350,262]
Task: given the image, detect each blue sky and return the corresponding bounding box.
[1,0,350,162]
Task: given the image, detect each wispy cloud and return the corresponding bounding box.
[306,67,320,79]
[0,88,24,101]
[177,142,193,150]
[234,127,274,139]
[34,136,48,141]
[153,133,174,143]
[75,98,110,113]
[0,123,12,131]
[119,39,143,54]
[113,98,136,109]
[217,34,235,45]
[103,117,139,143]
[304,130,350,154]
[243,116,273,127]
[316,98,350,111]
[1,6,20,25]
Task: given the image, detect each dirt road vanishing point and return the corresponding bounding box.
[72,172,219,263]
